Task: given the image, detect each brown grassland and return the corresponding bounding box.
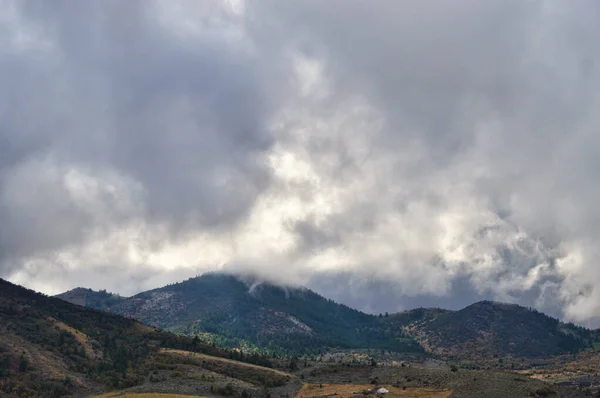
[297,384,452,398]
[160,349,292,377]
[47,316,100,360]
[158,348,292,387]
[91,384,451,398]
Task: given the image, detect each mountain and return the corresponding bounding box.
[387,301,596,363]
[106,273,421,355]
[3,277,593,398]
[0,277,278,397]
[55,287,127,311]
[56,272,599,363]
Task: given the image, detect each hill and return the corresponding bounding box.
[107,273,422,355]
[0,278,279,397]
[55,288,127,311]
[387,301,596,364]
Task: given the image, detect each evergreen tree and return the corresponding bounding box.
[18,354,28,373]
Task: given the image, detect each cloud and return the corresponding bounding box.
[3,0,600,326]
[0,0,287,281]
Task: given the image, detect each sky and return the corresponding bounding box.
[2,0,600,326]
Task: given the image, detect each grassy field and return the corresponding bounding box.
[593,342,600,351]
[297,383,452,398]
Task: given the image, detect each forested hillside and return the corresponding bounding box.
[0,278,273,397]
[57,272,599,363]
[384,301,596,364]
[108,273,422,355]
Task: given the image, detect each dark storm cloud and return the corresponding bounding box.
[0,0,288,275]
[3,0,600,325]
[19,0,279,224]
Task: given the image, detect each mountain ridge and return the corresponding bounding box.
[387,300,597,362]
[105,272,419,354]
[55,272,599,362]
[5,276,592,397]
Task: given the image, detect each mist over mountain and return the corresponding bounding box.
[56,272,599,360]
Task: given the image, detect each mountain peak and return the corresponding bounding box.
[467,300,521,309]
[54,273,598,360]
[99,271,418,354]
[56,286,126,310]
[410,299,594,360]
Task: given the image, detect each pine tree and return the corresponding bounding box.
[18,354,28,373]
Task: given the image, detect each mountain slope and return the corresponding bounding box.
[388,301,595,362]
[0,278,273,397]
[108,273,421,354]
[56,273,599,362]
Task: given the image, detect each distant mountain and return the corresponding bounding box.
[55,287,127,310]
[387,301,596,363]
[56,272,599,362]
[0,278,269,397]
[107,272,421,355]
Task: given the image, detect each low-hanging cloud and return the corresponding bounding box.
[2,0,600,326]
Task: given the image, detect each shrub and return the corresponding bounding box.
[18,355,28,373]
[170,369,182,378]
[531,386,556,397]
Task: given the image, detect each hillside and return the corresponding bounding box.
[0,278,279,397]
[55,288,127,311]
[388,301,595,364]
[2,276,590,398]
[107,273,422,355]
[56,272,599,363]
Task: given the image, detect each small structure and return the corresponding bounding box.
[376,387,389,394]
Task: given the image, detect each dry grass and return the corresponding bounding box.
[159,348,291,387]
[48,316,100,359]
[516,350,600,382]
[160,348,292,377]
[132,322,156,334]
[296,384,452,398]
[89,393,208,398]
